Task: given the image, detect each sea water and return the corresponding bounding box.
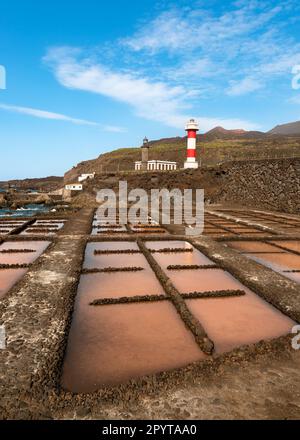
[0,204,50,218]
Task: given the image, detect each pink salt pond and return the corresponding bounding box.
[149,243,295,351]
[186,291,294,354]
[0,228,14,235]
[62,238,296,392]
[146,240,193,250]
[84,252,146,269]
[226,241,300,283]
[234,232,271,237]
[0,241,50,298]
[21,229,56,236]
[90,241,139,251]
[146,240,213,269]
[244,252,300,272]
[271,240,300,253]
[0,269,27,299]
[82,238,164,298]
[150,248,213,270]
[84,242,140,268]
[203,229,224,233]
[61,301,206,392]
[0,241,50,264]
[225,241,280,253]
[243,252,300,284]
[167,268,246,293]
[78,267,165,300]
[91,227,127,235]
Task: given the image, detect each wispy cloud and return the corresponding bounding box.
[122,5,283,54]
[45,2,297,130]
[103,125,127,133]
[226,77,263,96]
[44,46,259,131]
[288,94,300,105]
[0,102,99,125]
[122,1,300,97]
[0,102,126,132]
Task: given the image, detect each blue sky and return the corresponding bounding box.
[1,0,300,179]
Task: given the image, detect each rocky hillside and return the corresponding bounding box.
[0,176,63,192]
[203,126,265,140]
[64,125,300,183]
[268,120,300,135]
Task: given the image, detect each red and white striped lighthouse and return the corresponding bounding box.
[184,118,199,169]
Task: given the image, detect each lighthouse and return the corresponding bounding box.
[184,118,199,169]
[141,136,149,171]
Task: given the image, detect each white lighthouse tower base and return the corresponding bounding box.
[184,159,199,169]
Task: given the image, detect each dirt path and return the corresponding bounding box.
[135,351,300,420]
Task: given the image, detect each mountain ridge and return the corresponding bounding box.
[268,120,300,135]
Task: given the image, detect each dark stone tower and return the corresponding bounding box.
[141,136,149,170]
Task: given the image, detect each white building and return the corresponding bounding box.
[78,173,95,182]
[65,183,83,191]
[135,160,177,171]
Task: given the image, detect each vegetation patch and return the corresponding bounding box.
[181,289,246,298]
[26,228,57,233]
[90,294,167,306]
[130,225,163,229]
[149,247,193,253]
[89,289,246,306]
[5,236,54,242]
[96,230,128,234]
[167,264,218,270]
[283,269,300,273]
[0,249,36,253]
[94,249,141,255]
[131,229,166,234]
[0,263,30,269]
[82,266,144,274]
[93,224,123,229]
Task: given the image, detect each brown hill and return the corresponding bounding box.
[0,176,63,192]
[203,126,265,140]
[268,120,300,135]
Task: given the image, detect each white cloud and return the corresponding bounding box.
[165,58,217,81]
[103,125,127,133]
[121,3,300,97]
[0,102,99,125]
[122,10,192,53]
[122,5,282,54]
[44,47,259,131]
[288,94,300,105]
[44,47,186,117]
[226,77,263,96]
[0,102,126,132]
